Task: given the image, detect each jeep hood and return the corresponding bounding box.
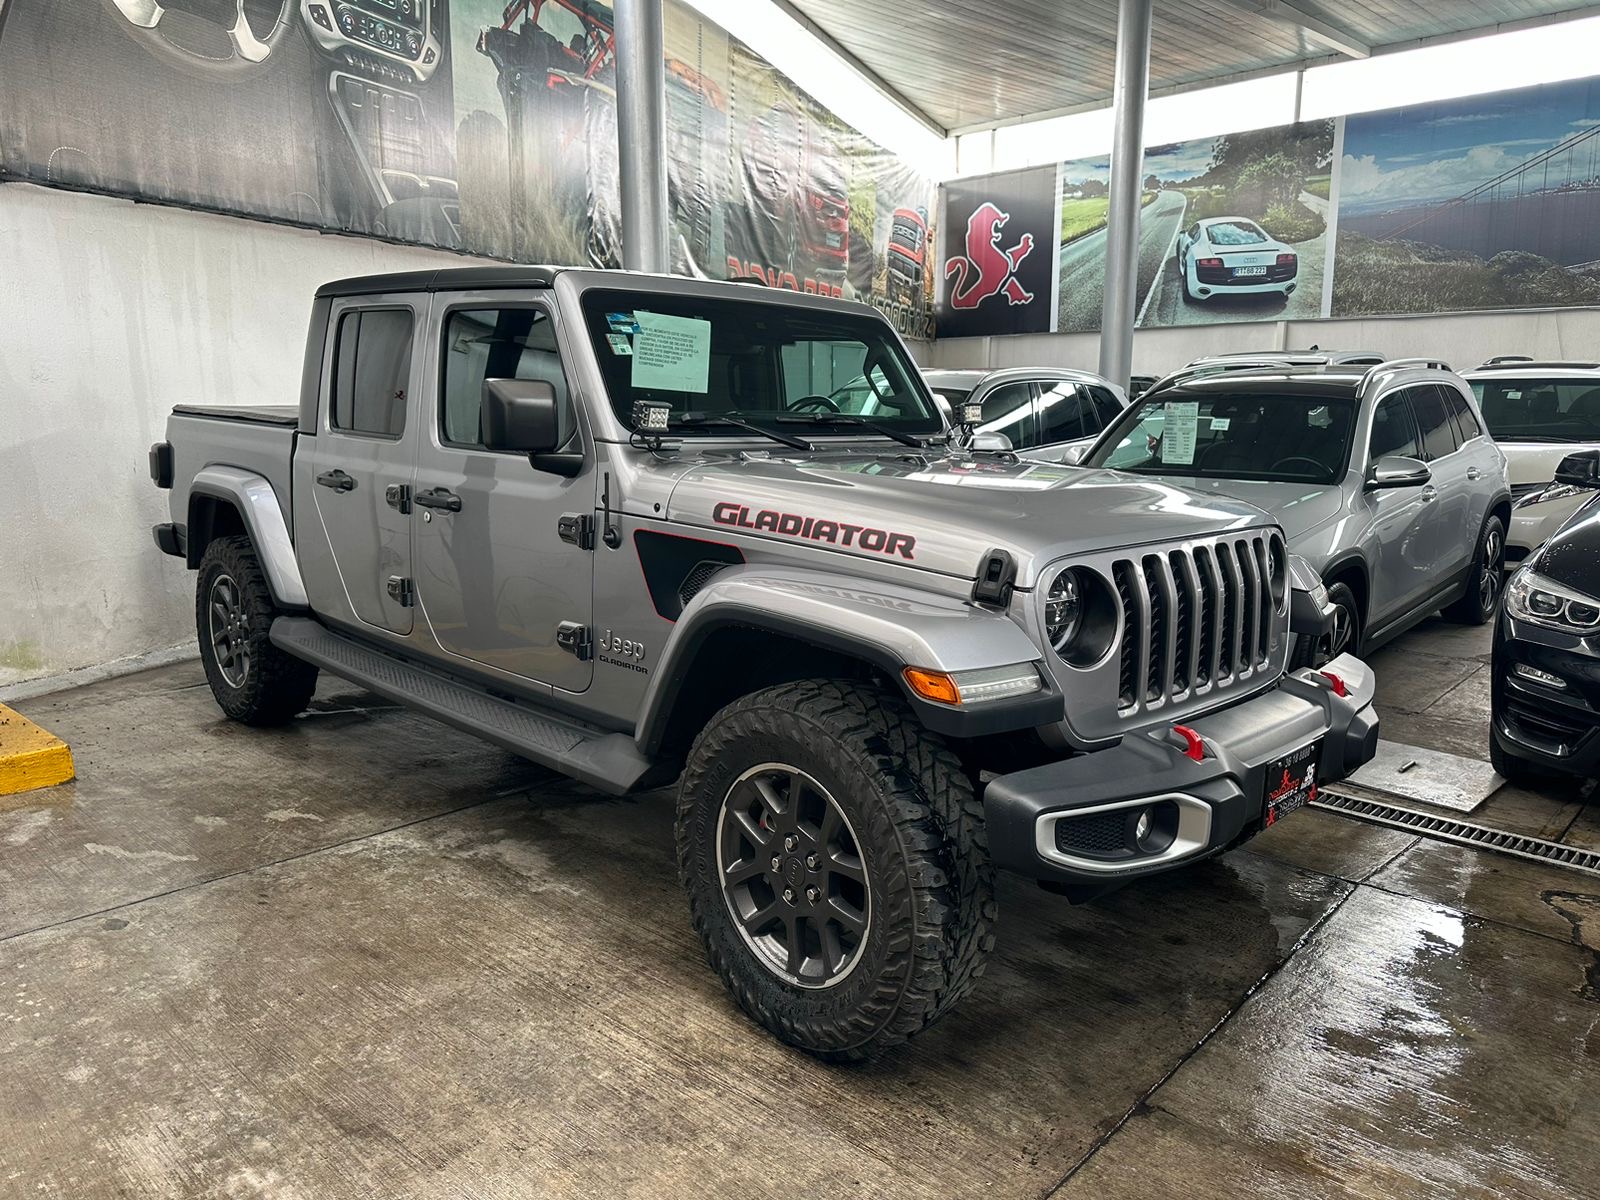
[664,453,1274,587]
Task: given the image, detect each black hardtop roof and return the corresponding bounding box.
[316,265,565,298]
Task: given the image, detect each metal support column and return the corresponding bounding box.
[1097,0,1153,389]
[615,0,669,274]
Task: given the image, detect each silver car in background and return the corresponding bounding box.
[922,367,1127,462]
[1462,360,1600,565]
[1076,359,1512,665]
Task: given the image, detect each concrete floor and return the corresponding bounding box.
[1,625,1598,1198]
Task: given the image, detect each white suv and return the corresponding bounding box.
[1463,361,1600,565]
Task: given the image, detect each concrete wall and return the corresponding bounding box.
[0,184,494,686]
[924,308,1600,376]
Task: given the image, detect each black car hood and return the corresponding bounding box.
[1535,494,1600,593]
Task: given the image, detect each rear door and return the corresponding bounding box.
[1362,388,1440,624]
[410,294,596,693]
[1442,382,1497,535]
[1030,380,1111,460]
[1413,384,1474,578]
[299,298,422,637]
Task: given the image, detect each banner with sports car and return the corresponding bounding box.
[0,0,933,334]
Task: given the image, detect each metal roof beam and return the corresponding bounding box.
[767,0,949,138]
[1248,1,1371,59]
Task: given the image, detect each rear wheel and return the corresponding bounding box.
[196,535,317,725]
[676,679,995,1060]
[1178,253,1195,301]
[1444,515,1505,624]
[1291,580,1361,669]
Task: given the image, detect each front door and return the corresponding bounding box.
[1362,388,1441,626]
[300,299,421,636]
[411,297,596,693]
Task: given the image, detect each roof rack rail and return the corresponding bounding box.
[1359,357,1452,391]
[1481,355,1533,367]
[1471,359,1600,371]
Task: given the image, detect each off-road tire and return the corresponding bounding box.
[196,535,317,725]
[1444,515,1506,625]
[677,679,996,1061]
[1490,733,1562,790]
[1291,580,1361,669]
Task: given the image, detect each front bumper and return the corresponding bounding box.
[984,653,1378,886]
[1491,612,1600,778]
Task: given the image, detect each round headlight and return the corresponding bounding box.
[1045,569,1084,653]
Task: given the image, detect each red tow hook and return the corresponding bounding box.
[1171,724,1206,762]
[1319,670,1349,697]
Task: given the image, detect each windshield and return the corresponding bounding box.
[582,290,942,437]
[1470,377,1600,442]
[1088,390,1356,484]
[1206,221,1267,246]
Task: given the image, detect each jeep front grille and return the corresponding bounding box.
[1112,532,1283,718]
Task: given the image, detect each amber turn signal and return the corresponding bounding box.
[903,667,962,705]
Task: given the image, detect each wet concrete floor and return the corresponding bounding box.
[1,643,1597,1198]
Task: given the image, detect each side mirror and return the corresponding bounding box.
[1365,455,1430,490]
[971,431,1013,452]
[1062,443,1089,466]
[482,379,584,476]
[482,378,559,452]
[1553,449,1600,489]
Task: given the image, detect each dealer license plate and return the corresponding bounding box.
[1233,265,1267,278]
[1262,739,1322,828]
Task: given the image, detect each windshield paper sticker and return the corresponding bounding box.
[632,311,711,393]
[1209,416,1230,432]
[606,312,639,334]
[606,333,633,356]
[1164,401,1199,465]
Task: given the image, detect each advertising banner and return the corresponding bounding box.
[0,0,933,333]
[937,165,1056,338]
[1332,76,1600,317]
[1054,120,1335,333]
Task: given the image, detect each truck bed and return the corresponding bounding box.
[165,407,299,532]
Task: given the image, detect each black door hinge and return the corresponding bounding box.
[386,576,415,608]
[556,621,593,661]
[385,483,412,514]
[558,512,595,550]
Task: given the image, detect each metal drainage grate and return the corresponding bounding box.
[1313,789,1600,877]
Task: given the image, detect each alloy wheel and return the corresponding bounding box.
[1479,527,1504,610]
[716,763,871,989]
[208,573,252,688]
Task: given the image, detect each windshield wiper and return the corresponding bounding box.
[669,411,813,451]
[772,412,927,448]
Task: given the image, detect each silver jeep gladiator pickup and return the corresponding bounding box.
[150,266,1378,1059]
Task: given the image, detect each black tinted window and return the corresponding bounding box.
[332,309,412,437]
[1036,382,1101,444]
[1410,386,1458,459]
[1441,385,1482,442]
[1089,386,1123,425]
[980,382,1036,448]
[441,307,569,448]
[1369,394,1421,460]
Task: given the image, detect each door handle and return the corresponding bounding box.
[316,469,356,492]
[1421,486,1438,503]
[1466,467,1482,480]
[414,487,462,513]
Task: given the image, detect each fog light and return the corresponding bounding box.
[1135,809,1152,842]
[632,398,671,433]
[1513,662,1567,689]
[1132,801,1179,855]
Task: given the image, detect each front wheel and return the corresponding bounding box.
[1444,515,1506,624]
[1291,580,1361,669]
[676,679,996,1060]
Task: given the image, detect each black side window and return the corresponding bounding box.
[1088,385,1124,426]
[1441,385,1482,442]
[1410,385,1458,459]
[1036,382,1099,444]
[1369,393,1422,460]
[331,308,412,437]
[440,306,570,449]
[980,382,1036,448]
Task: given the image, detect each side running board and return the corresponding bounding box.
[269,617,668,796]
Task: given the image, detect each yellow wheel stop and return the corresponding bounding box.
[0,703,75,799]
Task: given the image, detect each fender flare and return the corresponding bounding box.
[635,566,1062,754]
[189,466,309,609]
